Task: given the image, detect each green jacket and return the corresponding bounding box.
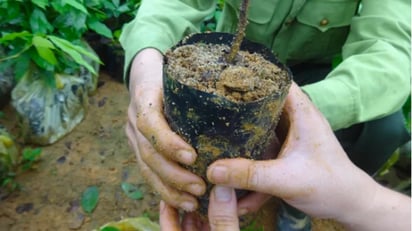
[120,0,411,130]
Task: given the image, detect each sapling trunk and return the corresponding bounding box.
[225,0,250,64]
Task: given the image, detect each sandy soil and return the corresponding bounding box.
[0,73,345,231]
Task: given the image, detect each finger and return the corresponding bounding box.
[132,84,197,166]
[182,212,202,231]
[207,158,306,199]
[126,123,199,211]
[128,104,205,195]
[160,201,181,231]
[237,192,272,216]
[136,129,206,196]
[208,186,239,231]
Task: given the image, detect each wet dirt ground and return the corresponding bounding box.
[0,73,345,231]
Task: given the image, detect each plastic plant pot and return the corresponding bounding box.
[163,32,292,217]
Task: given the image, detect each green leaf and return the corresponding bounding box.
[14,53,31,82]
[32,35,55,49]
[31,0,48,9]
[29,8,53,34]
[30,48,55,72]
[0,31,32,43]
[63,0,88,14]
[116,4,130,14]
[48,35,100,63]
[81,186,99,214]
[33,36,57,65]
[101,227,120,231]
[47,36,99,75]
[121,182,143,200]
[53,9,87,40]
[21,147,42,171]
[22,148,42,161]
[87,17,113,39]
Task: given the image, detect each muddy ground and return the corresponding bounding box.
[0,73,346,231]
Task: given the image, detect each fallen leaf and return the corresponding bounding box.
[81,186,99,214]
[121,182,143,200]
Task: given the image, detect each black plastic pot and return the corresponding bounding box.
[163,32,292,216]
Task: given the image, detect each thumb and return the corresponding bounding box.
[207,158,296,198]
[208,186,239,231]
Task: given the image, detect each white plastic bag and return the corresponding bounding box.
[11,70,91,145]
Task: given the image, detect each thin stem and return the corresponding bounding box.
[225,0,250,64]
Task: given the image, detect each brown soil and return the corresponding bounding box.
[0,73,346,231]
[165,43,289,102]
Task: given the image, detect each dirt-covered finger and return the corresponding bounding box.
[127,121,199,211]
[137,130,206,196]
[131,100,197,165]
[148,169,199,212]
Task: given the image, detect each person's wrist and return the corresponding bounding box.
[335,172,380,229]
[128,48,164,94]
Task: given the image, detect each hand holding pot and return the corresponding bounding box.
[126,48,206,211]
[206,82,411,230]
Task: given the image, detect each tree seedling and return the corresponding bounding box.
[225,0,250,64]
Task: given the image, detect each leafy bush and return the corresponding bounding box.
[0,0,106,88]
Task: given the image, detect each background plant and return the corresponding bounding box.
[0,0,107,88]
[1,144,42,196]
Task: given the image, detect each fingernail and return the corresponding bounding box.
[210,165,228,183]
[238,208,248,216]
[188,183,204,195]
[181,201,196,211]
[214,186,232,202]
[178,150,195,164]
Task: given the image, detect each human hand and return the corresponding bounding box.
[125,48,206,211]
[159,185,240,231]
[206,82,377,220]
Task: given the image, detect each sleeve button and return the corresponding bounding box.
[320,18,329,26]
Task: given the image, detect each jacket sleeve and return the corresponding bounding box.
[301,0,411,130]
[119,0,216,84]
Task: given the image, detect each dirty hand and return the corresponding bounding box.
[206,82,377,220]
[126,48,206,211]
[160,185,240,231]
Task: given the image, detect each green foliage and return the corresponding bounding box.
[201,2,224,32]
[0,135,42,194]
[21,147,42,171]
[0,129,19,193]
[81,185,100,214]
[121,182,143,200]
[101,227,120,231]
[0,0,103,88]
[86,0,141,40]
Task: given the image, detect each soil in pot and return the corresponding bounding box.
[163,32,292,219]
